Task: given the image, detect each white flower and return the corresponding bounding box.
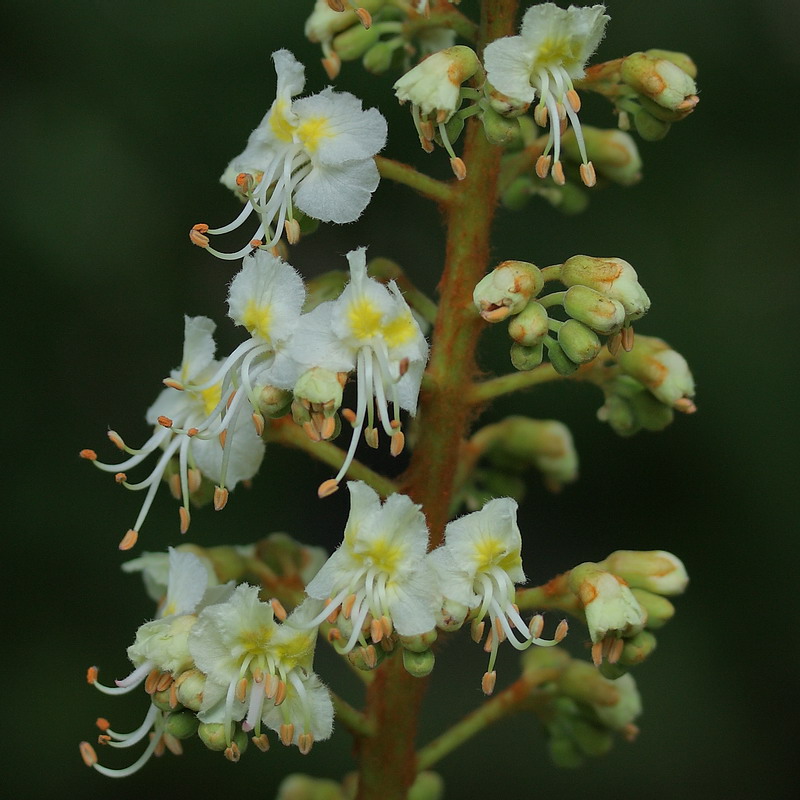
[189,585,327,751]
[304,482,438,651]
[484,3,609,186]
[81,316,266,548]
[291,248,428,497]
[429,498,565,693]
[190,50,387,260]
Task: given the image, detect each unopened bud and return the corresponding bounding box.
[276,773,347,800]
[484,81,531,117]
[558,659,620,707]
[398,628,438,653]
[563,285,625,335]
[621,52,698,111]
[615,336,695,410]
[634,108,671,141]
[597,376,675,436]
[572,719,614,758]
[165,711,200,740]
[256,384,293,419]
[600,549,688,596]
[561,256,650,322]
[548,735,583,769]
[591,673,642,732]
[562,126,642,186]
[629,588,675,629]
[332,20,381,60]
[474,261,544,322]
[294,368,344,413]
[435,598,469,632]
[362,41,396,75]
[558,320,601,364]
[545,340,580,376]
[508,300,549,346]
[197,722,229,752]
[174,668,206,712]
[510,342,544,371]
[402,647,436,678]
[645,48,697,79]
[619,629,657,666]
[408,771,446,800]
[481,102,521,146]
[305,3,358,43]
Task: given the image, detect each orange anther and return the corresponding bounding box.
[481,671,497,696]
[284,218,301,245]
[529,614,544,639]
[551,160,566,186]
[224,742,241,763]
[79,741,98,767]
[343,593,356,619]
[252,733,271,752]
[189,224,210,248]
[591,640,604,667]
[398,357,410,377]
[271,598,288,621]
[96,717,110,731]
[674,397,697,414]
[326,0,345,11]
[144,669,161,695]
[535,154,552,179]
[188,468,202,494]
[390,431,405,457]
[169,682,179,709]
[97,734,111,746]
[471,619,485,643]
[607,332,622,355]
[362,644,377,669]
[555,619,568,641]
[156,672,174,693]
[380,615,393,638]
[302,421,321,442]
[279,722,294,747]
[566,88,581,112]
[157,415,173,428]
[390,419,402,430]
[621,324,635,352]
[236,677,248,703]
[179,506,190,534]
[186,427,199,437]
[318,479,340,498]
[252,412,265,437]
[213,486,229,511]
[326,627,342,643]
[118,529,139,551]
[420,137,435,154]
[342,408,357,425]
[450,157,467,181]
[114,472,127,484]
[298,732,314,755]
[80,449,97,461]
[580,161,597,188]
[364,427,379,449]
[370,618,384,643]
[274,680,287,707]
[107,431,126,449]
[86,666,99,684]
[534,104,548,128]
[322,55,341,81]
[162,378,184,391]
[319,416,336,441]
[608,637,625,664]
[218,430,227,448]
[355,8,372,28]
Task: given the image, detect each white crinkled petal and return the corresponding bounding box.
[394,358,425,415]
[121,551,171,602]
[484,36,537,104]
[190,416,265,488]
[428,547,479,608]
[330,277,396,346]
[261,672,334,743]
[127,615,197,674]
[180,316,217,383]
[386,561,438,636]
[293,89,387,165]
[290,303,358,373]
[294,158,380,224]
[162,548,211,617]
[272,49,306,99]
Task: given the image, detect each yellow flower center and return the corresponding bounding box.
[269,100,296,143]
[347,296,383,342]
[241,300,274,343]
[382,312,417,349]
[199,384,223,416]
[535,36,580,71]
[296,116,332,153]
[362,535,405,574]
[473,535,519,573]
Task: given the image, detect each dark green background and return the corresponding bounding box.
[5,0,797,797]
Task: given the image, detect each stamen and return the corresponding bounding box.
[224,742,241,762]
[470,619,485,643]
[284,218,300,245]
[390,431,405,456]
[119,529,139,551]
[162,378,183,391]
[607,332,622,355]
[157,416,173,428]
[534,104,548,128]
[579,162,597,188]
[274,680,288,707]
[591,640,604,667]
[621,325,635,352]
[189,224,210,248]
[322,54,341,81]
[362,644,377,669]
[529,614,544,639]
[107,431,126,449]
[252,733,270,752]
[80,449,97,461]
[79,741,98,767]
[481,670,497,696]
[298,733,314,755]
[115,473,127,484]
[364,427,379,449]
[144,669,161,694]
[535,155,551,179]
[450,157,467,181]
[551,161,566,186]
[279,723,294,747]
[318,479,340,498]
[213,486,229,511]
[370,618,384,643]
[179,506,190,534]
[566,88,581,112]
[252,412,265,436]
[555,619,568,641]
[608,636,625,664]
[271,598,288,621]
[355,8,372,28]
[674,397,697,414]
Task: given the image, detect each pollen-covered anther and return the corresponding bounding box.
[252,412,265,436]
[355,8,372,28]
[188,468,202,493]
[279,723,294,747]
[555,619,568,641]
[419,119,435,141]
[298,733,314,755]
[270,598,288,621]
[114,472,127,484]
[591,640,604,667]
[674,397,697,414]
[321,54,341,81]
[156,672,174,693]
[529,614,545,639]
[144,668,161,695]
[302,421,322,442]
[97,734,111,745]
[284,218,301,245]
[535,155,551,179]
[235,172,255,194]
[580,161,597,188]
[380,615,393,638]
[450,157,467,181]
[326,0,345,11]
[162,378,184,391]
[470,619,485,643]
[319,415,336,440]
[343,593,357,619]
[620,325,635,352]
[79,741,98,767]
[107,431,126,449]
[318,478,340,498]
[80,449,97,461]
[483,628,494,653]
[235,676,249,703]
[95,717,111,732]
[607,332,622,355]
[566,89,581,112]
[607,636,625,664]
[363,644,377,669]
[342,408,357,425]
[370,618,384,643]
[390,431,405,457]
[118,529,139,551]
[481,670,497,696]
[169,474,180,499]
[157,415,173,428]
[534,105,548,127]
[189,224,210,248]
[364,427,379,449]
[551,161,566,186]
[179,506,190,534]
[274,680,288,707]
[213,486,229,511]
[420,137,435,154]
[86,666,99,685]
[494,618,507,643]
[326,627,342,643]
[224,742,241,763]
[252,733,270,752]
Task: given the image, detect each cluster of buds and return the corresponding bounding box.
[474,255,651,376]
[523,648,643,768]
[597,334,696,436]
[568,549,688,677]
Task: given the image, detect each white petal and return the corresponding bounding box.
[294,158,380,224]
[483,36,537,104]
[180,316,217,382]
[272,50,306,99]
[162,547,210,617]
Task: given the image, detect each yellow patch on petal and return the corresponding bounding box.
[199,384,222,416]
[474,535,519,573]
[536,36,581,70]
[269,100,296,143]
[241,625,276,656]
[242,300,274,343]
[362,536,405,574]
[382,313,417,349]
[296,116,332,153]
[347,296,383,342]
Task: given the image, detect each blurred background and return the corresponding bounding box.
[4,0,798,797]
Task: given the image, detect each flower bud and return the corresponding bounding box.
[174,668,206,711]
[473,261,544,322]
[619,630,657,666]
[548,734,583,769]
[332,21,381,61]
[600,549,689,596]
[305,3,359,45]
[277,773,347,800]
[596,376,675,436]
[362,42,396,74]
[560,256,650,322]
[151,687,176,712]
[508,300,549,346]
[563,285,625,335]
[615,336,695,410]
[591,673,642,732]
[621,51,698,111]
[633,109,671,141]
[294,368,344,414]
[435,597,469,632]
[197,722,228,752]
[558,660,620,707]
[408,771,445,800]
[572,720,614,758]
[127,614,197,675]
[545,340,580,376]
[398,628,438,653]
[481,102,521,146]
[510,342,544,371]
[484,81,531,117]
[568,563,646,644]
[255,532,328,586]
[645,48,697,79]
[165,711,200,740]
[203,544,251,584]
[347,643,386,671]
[558,320,601,364]
[561,126,642,186]
[402,647,436,678]
[630,588,675,629]
[394,46,480,123]
[256,384,293,418]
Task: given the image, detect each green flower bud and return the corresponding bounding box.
[621,52,698,111]
[561,255,650,321]
[616,336,696,411]
[303,270,348,312]
[294,368,344,413]
[203,544,250,584]
[548,735,584,768]
[174,668,206,712]
[563,285,625,334]
[398,628,438,653]
[305,5,360,45]
[277,774,347,800]
[408,771,445,800]
[591,673,642,733]
[521,643,571,674]
[558,319,601,364]
[630,588,675,629]
[558,660,621,707]
[562,126,642,186]
[347,643,386,671]
[646,49,697,79]
[473,261,544,322]
[568,563,647,644]
[545,339,580,375]
[402,647,435,678]
[151,687,176,712]
[255,532,328,586]
[481,102,521,146]
[633,108,671,141]
[600,549,689,596]
[256,384,293,418]
[546,181,590,215]
[619,630,657,666]
[435,597,469,632]
[332,23,381,61]
[510,342,544,371]
[508,300,549,346]
[572,719,614,758]
[197,722,228,752]
[484,80,531,118]
[165,711,200,740]
[501,176,534,211]
[362,42,396,75]
[597,376,675,436]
